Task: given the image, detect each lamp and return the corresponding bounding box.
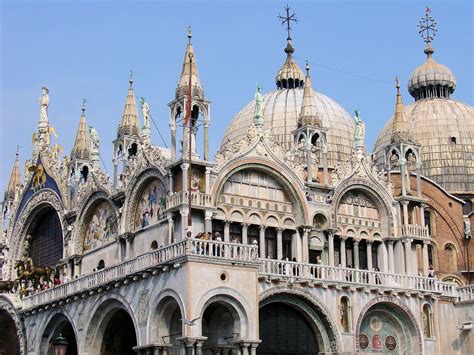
[52,333,68,355]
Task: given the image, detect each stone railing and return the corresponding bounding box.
[166,191,213,210]
[22,239,258,310]
[457,285,474,302]
[400,224,429,238]
[259,259,458,298]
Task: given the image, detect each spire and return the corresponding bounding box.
[117,72,141,138]
[176,27,204,99]
[71,99,92,160]
[275,6,304,89]
[5,147,21,201]
[391,77,413,143]
[298,62,321,127]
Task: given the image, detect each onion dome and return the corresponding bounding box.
[407,44,456,100]
[4,148,21,201]
[176,27,204,99]
[298,62,322,127]
[374,9,474,195]
[275,40,305,89]
[117,74,141,138]
[71,100,92,160]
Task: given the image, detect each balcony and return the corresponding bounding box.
[22,239,258,310]
[259,259,458,298]
[166,191,213,210]
[400,224,429,239]
[458,286,474,303]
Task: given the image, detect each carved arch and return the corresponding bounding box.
[0,296,26,355]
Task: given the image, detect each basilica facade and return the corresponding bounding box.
[0,8,473,355]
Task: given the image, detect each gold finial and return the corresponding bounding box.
[81,98,87,115]
[395,76,400,94]
[187,25,192,43]
[305,60,310,76]
[418,7,437,58]
[129,70,134,86]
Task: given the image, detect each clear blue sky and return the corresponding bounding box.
[1,0,472,195]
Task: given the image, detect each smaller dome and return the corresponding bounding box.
[407,46,456,100]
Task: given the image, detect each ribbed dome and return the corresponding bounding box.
[374,99,474,194]
[220,88,355,168]
[408,47,456,100]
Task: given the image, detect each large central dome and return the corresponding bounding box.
[220,39,355,168]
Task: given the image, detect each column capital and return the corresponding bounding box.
[241,222,249,228]
[353,238,361,245]
[341,235,348,242]
[181,163,189,170]
[204,210,213,219]
[423,239,431,246]
[225,220,231,226]
[259,225,266,231]
[400,200,409,206]
[205,166,212,173]
[403,238,413,245]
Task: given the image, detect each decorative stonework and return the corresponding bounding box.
[0,296,26,355]
[138,289,149,326]
[215,125,307,181]
[72,166,112,210]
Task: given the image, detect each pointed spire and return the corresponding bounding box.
[391,77,413,143]
[5,147,21,201]
[71,99,92,160]
[298,61,321,127]
[117,72,141,138]
[176,27,204,99]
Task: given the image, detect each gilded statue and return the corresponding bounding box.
[353,110,365,148]
[29,163,47,191]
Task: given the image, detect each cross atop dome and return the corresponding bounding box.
[418,6,438,58]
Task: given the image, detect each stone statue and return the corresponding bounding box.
[39,86,49,125]
[89,126,100,159]
[254,85,264,127]
[139,97,151,130]
[353,110,365,148]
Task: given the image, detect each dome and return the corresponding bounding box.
[374,98,474,194]
[407,46,456,100]
[220,88,355,168]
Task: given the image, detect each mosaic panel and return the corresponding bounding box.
[83,201,117,251]
[134,179,167,230]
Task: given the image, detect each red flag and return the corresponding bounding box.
[183,54,193,127]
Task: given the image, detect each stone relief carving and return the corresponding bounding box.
[215,124,306,181]
[138,289,149,326]
[27,323,36,352]
[331,148,392,196]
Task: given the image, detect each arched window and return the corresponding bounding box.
[97,260,105,270]
[151,240,158,250]
[444,244,457,273]
[29,207,63,267]
[424,210,436,236]
[340,296,351,333]
[422,304,433,338]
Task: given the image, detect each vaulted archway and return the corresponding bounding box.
[39,312,78,355]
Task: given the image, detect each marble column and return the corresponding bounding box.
[181,163,189,192]
[295,229,302,262]
[242,223,248,245]
[400,159,407,196]
[387,241,394,273]
[340,237,347,267]
[402,201,409,226]
[277,228,283,260]
[302,229,309,263]
[353,239,360,269]
[422,240,430,276]
[224,221,231,243]
[367,241,373,270]
[180,209,189,240]
[204,211,212,234]
[168,214,174,244]
[259,226,266,258]
[306,146,313,182]
[322,144,329,185]
[169,171,174,194]
[328,233,335,267]
[416,163,422,197]
[205,167,211,194]
[203,121,210,161]
[404,239,413,274]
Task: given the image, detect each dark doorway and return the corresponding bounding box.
[100,309,137,355]
[29,207,63,267]
[258,302,318,355]
[49,320,78,355]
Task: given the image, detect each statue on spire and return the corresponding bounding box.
[353,110,366,149]
[139,97,151,143]
[254,85,264,128]
[39,86,49,126]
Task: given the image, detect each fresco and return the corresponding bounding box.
[134,179,167,230]
[83,201,118,251]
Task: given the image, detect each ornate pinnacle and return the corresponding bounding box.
[81,98,87,115]
[129,70,134,86]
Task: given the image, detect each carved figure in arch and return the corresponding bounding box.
[83,201,118,251]
[135,180,167,230]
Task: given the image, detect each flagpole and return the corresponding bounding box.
[187,53,193,231]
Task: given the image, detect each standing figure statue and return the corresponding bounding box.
[39,86,49,125]
[139,97,151,130]
[89,126,100,161]
[353,110,365,149]
[254,85,264,128]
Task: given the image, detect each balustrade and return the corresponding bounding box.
[259,259,458,297]
[166,191,213,210]
[458,285,474,302]
[400,224,429,238]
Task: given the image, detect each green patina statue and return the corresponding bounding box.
[254,85,264,128]
[353,110,366,148]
